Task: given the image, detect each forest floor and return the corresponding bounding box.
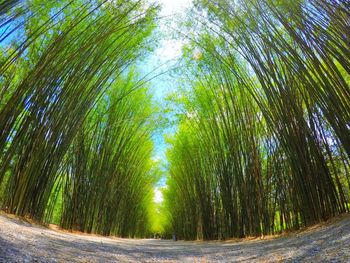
[0,213,349,262]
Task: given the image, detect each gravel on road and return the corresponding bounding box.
[0,213,349,262]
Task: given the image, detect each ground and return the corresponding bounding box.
[0,213,349,262]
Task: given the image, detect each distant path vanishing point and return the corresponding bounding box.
[0,213,349,262]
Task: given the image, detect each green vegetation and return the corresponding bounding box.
[0,0,349,241]
[0,0,159,237]
[163,0,350,240]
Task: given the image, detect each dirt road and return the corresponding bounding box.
[0,213,349,262]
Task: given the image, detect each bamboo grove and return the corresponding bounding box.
[0,0,160,237]
[1,0,350,241]
[164,0,350,240]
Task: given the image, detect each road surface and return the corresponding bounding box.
[0,213,349,262]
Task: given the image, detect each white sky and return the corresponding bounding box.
[154,0,192,61]
[156,0,192,17]
[154,187,164,203]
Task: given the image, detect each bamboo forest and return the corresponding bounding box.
[0,0,350,262]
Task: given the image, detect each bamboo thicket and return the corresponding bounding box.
[0,0,159,237]
[164,0,350,240]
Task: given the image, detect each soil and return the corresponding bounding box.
[0,213,349,262]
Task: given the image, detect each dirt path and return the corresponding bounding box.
[0,213,349,262]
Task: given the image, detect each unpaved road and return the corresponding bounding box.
[0,213,349,262]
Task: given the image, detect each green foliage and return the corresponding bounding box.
[1,0,349,241]
[163,0,350,240]
[0,0,159,237]
[58,73,159,237]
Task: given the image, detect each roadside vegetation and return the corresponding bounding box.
[0,0,349,242]
[0,0,160,238]
[163,0,350,240]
